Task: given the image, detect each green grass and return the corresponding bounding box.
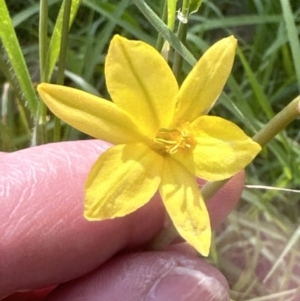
[1,0,300,300]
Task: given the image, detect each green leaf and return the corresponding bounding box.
[45,0,81,81]
[0,0,38,114]
[280,0,300,91]
[188,0,203,15]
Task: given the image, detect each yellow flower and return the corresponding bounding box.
[37,35,261,256]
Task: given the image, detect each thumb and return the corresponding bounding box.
[45,249,229,301]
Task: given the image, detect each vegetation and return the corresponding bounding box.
[1,0,300,300]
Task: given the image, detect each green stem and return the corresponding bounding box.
[156,0,168,51]
[252,95,300,145]
[34,0,49,145]
[54,0,72,142]
[147,95,300,251]
[146,214,178,251]
[172,21,187,79]
[56,0,71,85]
[172,0,189,79]
[32,101,48,146]
[39,0,48,82]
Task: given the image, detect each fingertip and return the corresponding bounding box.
[145,266,229,301]
[45,251,229,301]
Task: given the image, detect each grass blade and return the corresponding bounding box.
[280,0,300,92]
[45,0,81,82]
[134,0,197,66]
[0,0,38,114]
[237,47,274,119]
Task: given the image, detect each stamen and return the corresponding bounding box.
[154,123,194,154]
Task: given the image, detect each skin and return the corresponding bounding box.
[0,140,245,301]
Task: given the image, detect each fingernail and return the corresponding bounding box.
[145,266,229,301]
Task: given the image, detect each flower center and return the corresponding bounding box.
[154,123,194,154]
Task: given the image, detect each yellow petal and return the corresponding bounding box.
[174,116,261,181]
[105,35,178,137]
[159,158,211,256]
[37,83,146,144]
[173,36,237,125]
[84,143,163,220]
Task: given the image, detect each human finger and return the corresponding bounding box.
[0,140,243,298]
[45,250,230,301]
[0,140,163,298]
[206,170,245,229]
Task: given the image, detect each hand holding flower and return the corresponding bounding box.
[0,140,244,300]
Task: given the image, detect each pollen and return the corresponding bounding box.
[154,123,194,154]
